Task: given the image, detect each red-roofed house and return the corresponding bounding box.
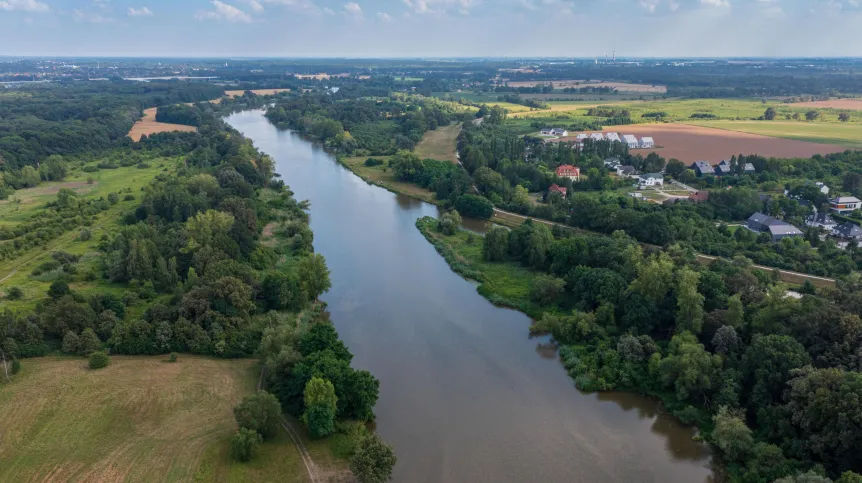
[555,165,580,182]
[689,191,710,203]
[548,183,568,198]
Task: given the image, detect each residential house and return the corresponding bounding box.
[746,212,804,242]
[540,128,568,136]
[555,165,580,181]
[589,132,604,141]
[616,165,639,178]
[743,163,756,174]
[714,161,732,176]
[603,157,621,169]
[622,134,639,149]
[605,132,621,142]
[575,133,589,140]
[639,136,655,149]
[688,191,710,203]
[628,192,643,199]
[540,128,553,136]
[816,182,830,195]
[547,183,568,198]
[832,222,862,240]
[806,212,838,231]
[691,161,714,177]
[830,196,862,214]
[639,173,664,187]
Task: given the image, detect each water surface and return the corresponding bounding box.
[225,110,714,483]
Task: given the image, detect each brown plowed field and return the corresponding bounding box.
[792,99,862,110]
[127,108,197,141]
[554,123,846,164]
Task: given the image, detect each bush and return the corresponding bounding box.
[78,228,92,241]
[88,351,110,369]
[137,163,151,169]
[11,359,21,375]
[454,194,494,219]
[233,390,282,440]
[123,194,136,201]
[107,192,119,204]
[86,177,95,185]
[48,280,69,299]
[77,328,102,356]
[169,352,178,362]
[363,158,384,167]
[82,166,99,173]
[350,433,397,483]
[62,331,79,354]
[6,286,23,300]
[229,428,262,462]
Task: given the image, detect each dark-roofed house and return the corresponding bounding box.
[832,222,862,241]
[691,161,714,177]
[806,212,837,231]
[616,166,638,178]
[747,212,804,242]
[744,163,756,174]
[714,163,732,176]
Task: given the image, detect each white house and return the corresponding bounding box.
[640,136,655,149]
[639,173,664,187]
[830,196,862,214]
[589,132,604,141]
[617,166,639,178]
[816,182,830,195]
[605,132,621,142]
[806,212,838,231]
[540,128,553,136]
[622,134,639,149]
[628,192,643,199]
[575,133,589,140]
[552,128,568,136]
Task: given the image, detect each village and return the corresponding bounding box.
[541,127,862,248]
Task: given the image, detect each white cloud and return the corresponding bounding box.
[195,0,253,22]
[376,11,392,20]
[403,0,478,15]
[344,1,362,15]
[0,0,49,13]
[323,6,335,14]
[639,0,658,11]
[127,6,153,16]
[246,0,264,12]
[848,0,858,6]
[700,0,730,7]
[73,8,115,23]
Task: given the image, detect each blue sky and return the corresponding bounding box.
[1,0,861,57]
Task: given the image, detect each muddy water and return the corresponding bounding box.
[225,110,714,483]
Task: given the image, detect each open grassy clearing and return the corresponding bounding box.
[339,156,438,204]
[503,80,667,93]
[791,99,862,110]
[414,123,461,163]
[225,89,292,98]
[685,120,862,150]
[0,356,269,483]
[127,108,197,142]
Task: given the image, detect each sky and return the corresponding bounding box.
[1,0,861,57]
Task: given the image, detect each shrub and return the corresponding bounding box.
[88,351,110,369]
[350,433,397,483]
[11,359,21,375]
[229,428,262,462]
[48,280,69,299]
[107,192,119,204]
[6,286,23,300]
[169,352,178,362]
[363,158,383,167]
[86,177,95,185]
[233,390,282,440]
[78,228,92,241]
[77,328,102,356]
[62,331,79,354]
[454,194,494,219]
[137,163,151,169]
[123,194,136,201]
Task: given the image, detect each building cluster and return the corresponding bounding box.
[541,129,654,149]
[691,160,756,177]
[806,211,862,246]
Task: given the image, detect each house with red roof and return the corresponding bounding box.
[555,165,580,182]
[547,183,568,198]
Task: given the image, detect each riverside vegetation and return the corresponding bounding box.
[0,86,392,482]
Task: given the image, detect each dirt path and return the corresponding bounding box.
[492,208,836,287]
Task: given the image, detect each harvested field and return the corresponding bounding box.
[687,120,862,150]
[791,99,862,110]
[0,356,274,483]
[225,88,292,98]
[127,107,197,141]
[505,80,666,93]
[415,123,461,163]
[554,123,846,164]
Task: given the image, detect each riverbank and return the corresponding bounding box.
[337,155,439,204]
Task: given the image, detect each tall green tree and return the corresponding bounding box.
[675,268,705,334]
[350,433,397,483]
[233,390,283,440]
[302,377,338,438]
[297,254,331,302]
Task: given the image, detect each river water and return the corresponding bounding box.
[225,110,714,483]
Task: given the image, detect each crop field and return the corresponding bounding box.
[127,107,197,141]
[225,89,292,98]
[791,99,862,110]
[0,356,274,483]
[415,123,461,163]
[504,80,667,93]
[571,123,847,164]
[686,120,862,150]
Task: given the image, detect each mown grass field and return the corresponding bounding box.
[414,123,461,163]
[685,120,862,150]
[0,356,291,483]
[0,158,176,311]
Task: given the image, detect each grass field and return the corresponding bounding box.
[685,120,862,150]
[0,356,283,483]
[415,123,460,163]
[0,158,175,309]
[339,156,438,204]
[224,89,292,98]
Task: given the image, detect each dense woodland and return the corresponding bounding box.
[0,94,379,453]
[423,215,862,482]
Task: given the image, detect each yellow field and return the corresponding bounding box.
[415,123,461,163]
[224,89,292,98]
[0,356,297,483]
[127,108,197,141]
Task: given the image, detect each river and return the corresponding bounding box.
[225,110,715,483]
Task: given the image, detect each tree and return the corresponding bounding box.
[712,406,754,463]
[76,328,101,356]
[48,280,69,299]
[439,210,462,235]
[805,110,820,121]
[511,185,532,214]
[665,159,687,179]
[454,194,493,219]
[350,433,397,483]
[725,294,744,328]
[712,326,740,355]
[659,331,721,402]
[184,209,235,252]
[743,334,810,409]
[839,112,851,122]
[229,428,263,462]
[629,252,674,304]
[62,331,79,354]
[389,151,423,181]
[483,226,509,261]
[675,268,704,334]
[299,322,352,361]
[525,223,554,269]
[530,275,565,305]
[88,351,110,369]
[302,377,338,438]
[775,472,833,483]
[764,107,776,120]
[233,390,283,440]
[297,254,331,301]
